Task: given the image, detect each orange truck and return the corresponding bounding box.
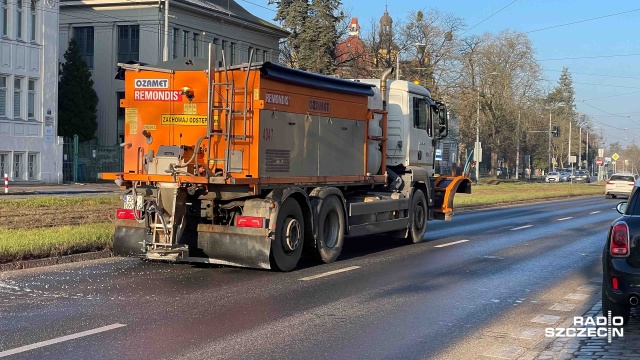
[102,48,471,271]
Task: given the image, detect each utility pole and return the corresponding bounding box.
[163,0,170,61]
[476,85,480,184]
[586,132,589,174]
[548,110,552,174]
[579,127,582,170]
[568,116,572,176]
[516,111,520,180]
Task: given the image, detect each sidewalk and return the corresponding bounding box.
[1,182,120,197]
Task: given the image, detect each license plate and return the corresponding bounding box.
[123,195,144,210]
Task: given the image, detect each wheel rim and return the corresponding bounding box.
[323,211,340,249]
[283,217,302,252]
[414,201,425,230]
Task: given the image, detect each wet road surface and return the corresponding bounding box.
[0,197,622,359]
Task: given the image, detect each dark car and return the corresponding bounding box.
[603,182,640,324]
[573,170,590,183]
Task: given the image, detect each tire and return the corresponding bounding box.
[316,196,345,264]
[407,189,428,244]
[612,194,617,199]
[270,198,305,272]
[602,290,631,326]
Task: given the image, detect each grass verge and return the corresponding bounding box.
[0,223,113,264]
[0,195,120,210]
[454,182,604,207]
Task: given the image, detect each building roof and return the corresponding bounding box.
[380,10,392,26]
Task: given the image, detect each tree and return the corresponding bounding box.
[271,0,344,74]
[58,39,99,142]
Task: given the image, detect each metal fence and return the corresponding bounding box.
[62,135,123,182]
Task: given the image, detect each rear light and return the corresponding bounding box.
[610,222,630,257]
[630,183,635,186]
[116,208,141,220]
[613,277,619,290]
[607,181,612,184]
[236,216,264,228]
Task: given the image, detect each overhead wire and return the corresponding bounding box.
[460,0,519,35]
[524,8,640,34]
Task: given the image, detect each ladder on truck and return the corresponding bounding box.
[206,46,257,179]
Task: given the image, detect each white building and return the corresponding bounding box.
[59,0,288,147]
[0,0,63,183]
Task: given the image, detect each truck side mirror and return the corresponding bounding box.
[436,105,448,139]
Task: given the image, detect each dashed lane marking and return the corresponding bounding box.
[0,323,127,358]
[510,225,533,231]
[434,240,470,248]
[299,266,361,281]
[557,217,573,221]
[589,211,601,214]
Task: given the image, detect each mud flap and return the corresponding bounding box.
[195,224,272,269]
[113,219,149,256]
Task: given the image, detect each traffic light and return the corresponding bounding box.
[552,126,560,137]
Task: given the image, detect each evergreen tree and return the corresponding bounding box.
[547,67,575,109]
[58,39,99,142]
[270,0,344,74]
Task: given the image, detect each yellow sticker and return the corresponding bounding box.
[184,103,197,114]
[161,114,207,126]
[143,124,156,131]
[129,122,138,135]
[254,88,259,100]
[125,108,138,124]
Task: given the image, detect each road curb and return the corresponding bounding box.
[0,250,113,272]
[520,290,602,359]
[456,194,603,213]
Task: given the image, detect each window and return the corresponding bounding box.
[13,153,23,179]
[263,50,269,62]
[116,92,124,144]
[192,33,200,58]
[171,28,178,59]
[0,153,7,177]
[0,76,6,117]
[182,30,189,57]
[28,153,38,180]
[13,78,22,119]
[117,25,139,63]
[221,40,227,66]
[73,27,94,68]
[412,97,431,136]
[1,0,8,37]
[230,42,236,65]
[27,79,35,119]
[16,0,23,39]
[247,46,253,62]
[255,48,261,62]
[29,0,36,42]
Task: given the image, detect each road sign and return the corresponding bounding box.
[605,157,612,164]
[612,153,620,161]
[596,158,603,166]
[435,149,443,161]
[598,148,604,157]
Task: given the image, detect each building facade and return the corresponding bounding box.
[59,0,288,147]
[0,0,63,182]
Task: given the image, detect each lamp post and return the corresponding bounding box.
[396,43,426,80]
[475,72,498,184]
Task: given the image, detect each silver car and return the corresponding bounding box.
[605,173,638,198]
[546,172,561,183]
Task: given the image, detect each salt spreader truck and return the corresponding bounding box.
[101,48,471,271]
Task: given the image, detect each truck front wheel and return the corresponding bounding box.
[270,198,305,271]
[407,190,428,244]
[316,196,345,264]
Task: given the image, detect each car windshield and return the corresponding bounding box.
[549,172,558,175]
[610,175,635,182]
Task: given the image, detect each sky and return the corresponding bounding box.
[237,0,640,150]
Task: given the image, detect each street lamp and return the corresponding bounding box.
[396,43,426,80]
[475,72,498,184]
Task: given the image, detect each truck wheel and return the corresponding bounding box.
[270,198,305,271]
[316,196,345,264]
[407,190,428,244]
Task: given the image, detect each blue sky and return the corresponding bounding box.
[239,0,640,149]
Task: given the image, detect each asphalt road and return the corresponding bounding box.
[0,197,624,360]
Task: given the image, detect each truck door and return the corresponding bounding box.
[409,95,432,167]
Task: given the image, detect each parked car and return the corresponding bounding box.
[560,171,571,182]
[602,183,640,324]
[573,170,590,183]
[605,173,638,198]
[545,172,561,183]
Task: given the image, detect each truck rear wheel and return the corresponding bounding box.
[316,196,345,264]
[270,198,305,271]
[407,189,428,244]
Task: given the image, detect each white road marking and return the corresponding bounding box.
[589,211,601,214]
[510,225,533,231]
[0,323,127,358]
[299,266,360,281]
[434,240,470,248]
[557,217,573,221]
